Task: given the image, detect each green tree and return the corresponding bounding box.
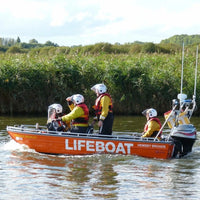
[16,37,21,43]
[44,40,59,47]
[29,39,38,44]
[142,42,156,53]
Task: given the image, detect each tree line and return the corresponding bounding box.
[1,34,200,55]
[0,37,58,53]
[161,34,200,46]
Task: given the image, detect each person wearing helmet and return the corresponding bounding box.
[91,83,113,135]
[61,94,89,133]
[142,108,162,138]
[47,103,67,131]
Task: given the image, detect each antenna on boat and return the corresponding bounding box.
[193,45,198,100]
[178,43,187,111]
[180,42,184,94]
[189,45,198,119]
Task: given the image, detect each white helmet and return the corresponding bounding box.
[142,108,157,118]
[147,108,157,118]
[48,103,63,114]
[72,94,84,104]
[91,83,107,94]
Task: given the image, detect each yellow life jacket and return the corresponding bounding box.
[164,110,190,129]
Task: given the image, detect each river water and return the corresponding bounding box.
[0,115,200,200]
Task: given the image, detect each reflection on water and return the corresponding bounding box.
[6,148,121,199]
[1,115,200,199]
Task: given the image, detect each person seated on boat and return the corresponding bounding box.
[47,103,67,131]
[91,83,113,135]
[60,94,89,133]
[142,108,162,139]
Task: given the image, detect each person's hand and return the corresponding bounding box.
[98,120,103,127]
[66,97,72,101]
[57,117,62,121]
[141,132,145,137]
[66,96,73,105]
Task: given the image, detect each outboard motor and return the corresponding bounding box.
[165,95,197,158]
[170,124,196,156]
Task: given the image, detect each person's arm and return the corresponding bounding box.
[99,95,110,120]
[68,103,75,111]
[61,106,84,122]
[66,96,75,111]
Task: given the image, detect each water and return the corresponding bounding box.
[0,115,200,200]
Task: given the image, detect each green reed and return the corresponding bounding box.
[0,53,199,115]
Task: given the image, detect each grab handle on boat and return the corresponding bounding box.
[36,123,39,129]
[87,125,94,134]
[87,120,96,134]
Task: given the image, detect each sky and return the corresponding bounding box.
[0,0,200,46]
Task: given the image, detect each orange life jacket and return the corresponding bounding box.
[72,103,89,125]
[144,117,162,137]
[94,93,113,116]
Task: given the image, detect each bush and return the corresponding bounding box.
[6,46,24,53]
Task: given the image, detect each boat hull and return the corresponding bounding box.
[7,126,174,159]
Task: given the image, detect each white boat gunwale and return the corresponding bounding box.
[6,125,173,144]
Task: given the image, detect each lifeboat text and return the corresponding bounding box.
[65,139,134,154]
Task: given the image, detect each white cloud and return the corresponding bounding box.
[0,0,200,45]
[50,6,69,27]
[0,0,47,20]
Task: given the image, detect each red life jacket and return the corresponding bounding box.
[144,117,162,137]
[94,93,113,116]
[72,103,89,125]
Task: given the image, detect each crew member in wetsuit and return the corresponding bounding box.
[91,83,113,135]
[142,108,162,139]
[61,94,89,133]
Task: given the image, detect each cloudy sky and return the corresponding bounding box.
[1,0,200,46]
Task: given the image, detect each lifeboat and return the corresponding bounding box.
[6,124,175,159]
[6,94,197,159]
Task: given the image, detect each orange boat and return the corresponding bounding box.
[7,124,175,159]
